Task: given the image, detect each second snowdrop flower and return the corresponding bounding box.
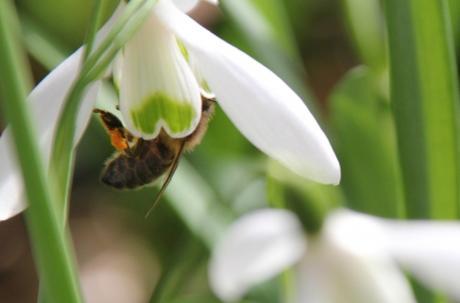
[209,209,460,303]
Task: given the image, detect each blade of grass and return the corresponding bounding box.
[448,0,460,47]
[49,0,157,221]
[384,2,460,300]
[341,0,386,73]
[330,67,404,218]
[0,1,82,302]
[384,0,460,220]
[82,0,105,62]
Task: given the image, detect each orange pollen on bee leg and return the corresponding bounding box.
[109,130,129,151]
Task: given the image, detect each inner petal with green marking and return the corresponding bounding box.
[130,92,197,136]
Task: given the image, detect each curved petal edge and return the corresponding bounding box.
[154,1,341,184]
[208,209,306,302]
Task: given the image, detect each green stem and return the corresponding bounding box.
[49,0,157,221]
[0,2,82,303]
[384,0,460,219]
[79,0,145,76]
[49,80,87,222]
[82,0,104,62]
[448,0,460,47]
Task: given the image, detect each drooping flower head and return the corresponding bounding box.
[0,0,340,220]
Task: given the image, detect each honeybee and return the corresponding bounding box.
[95,95,215,215]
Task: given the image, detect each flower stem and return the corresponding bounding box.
[384,1,459,301]
[384,0,460,219]
[82,0,105,62]
[49,0,157,221]
[0,1,83,302]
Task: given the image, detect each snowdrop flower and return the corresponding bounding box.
[209,208,460,303]
[0,0,340,220]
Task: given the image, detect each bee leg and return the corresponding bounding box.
[145,140,186,218]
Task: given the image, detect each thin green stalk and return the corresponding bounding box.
[280,269,295,303]
[49,80,87,221]
[384,0,460,219]
[82,0,104,62]
[330,67,404,218]
[448,0,460,47]
[79,0,145,76]
[0,1,82,303]
[49,0,157,220]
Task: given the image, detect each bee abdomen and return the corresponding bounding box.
[101,142,176,190]
[101,156,140,189]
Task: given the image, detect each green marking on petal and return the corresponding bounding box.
[130,92,197,135]
[177,40,190,62]
[201,79,212,94]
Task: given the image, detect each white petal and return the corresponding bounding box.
[208,209,306,302]
[381,219,460,301]
[296,243,415,303]
[0,5,124,220]
[0,49,98,220]
[172,0,218,12]
[119,12,201,139]
[172,0,199,11]
[186,46,215,98]
[153,1,340,185]
[295,210,415,303]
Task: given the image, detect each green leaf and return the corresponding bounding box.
[0,1,83,302]
[384,0,460,219]
[49,0,158,221]
[341,0,387,72]
[448,0,460,47]
[330,66,404,218]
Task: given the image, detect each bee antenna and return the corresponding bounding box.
[145,140,186,218]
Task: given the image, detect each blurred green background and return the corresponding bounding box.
[1,0,459,302]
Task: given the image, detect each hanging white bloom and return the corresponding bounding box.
[209,209,460,303]
[0,0,340,220]
[117,10,202,139]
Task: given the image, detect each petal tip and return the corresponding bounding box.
[326,158,341,185]
[297,154,341,185]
